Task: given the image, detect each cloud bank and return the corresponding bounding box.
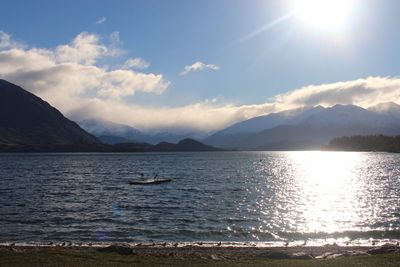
[66,76,400,133]
[0,31,400,133]
[181,61,220,75]
[0,31,169,106]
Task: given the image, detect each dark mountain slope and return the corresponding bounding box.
[0,79,99,150]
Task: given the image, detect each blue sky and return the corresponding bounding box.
[1,0,400,132]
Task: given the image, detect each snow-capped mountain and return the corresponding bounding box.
[78,119,207,145]
[213,106,326,136]
[79,119,144,143]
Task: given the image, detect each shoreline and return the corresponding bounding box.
[1,243,400,266]
[2,242,400,257]
[2,238,400,247]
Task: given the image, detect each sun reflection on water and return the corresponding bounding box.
[286,151,363,234]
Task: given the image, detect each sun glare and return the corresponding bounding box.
[294,0,354,32]
[288,151,363,234]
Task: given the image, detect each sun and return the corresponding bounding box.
[293,0,354,32]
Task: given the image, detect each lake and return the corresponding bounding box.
[1,151,400,246]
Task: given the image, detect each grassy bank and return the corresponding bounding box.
[1,247,400,267]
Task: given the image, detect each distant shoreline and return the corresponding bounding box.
[0,138,224,153]
[324,135,400,153]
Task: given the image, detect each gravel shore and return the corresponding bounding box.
[1,243,400,266]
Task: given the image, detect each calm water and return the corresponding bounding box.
[1,151,400,246]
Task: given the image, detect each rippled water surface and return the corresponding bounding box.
[1,152,400,245]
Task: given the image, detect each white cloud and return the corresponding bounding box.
[121,57,150,70]
[0,31,169,104]
[96,17,107,25]
[181,61,220,75]
[55,32,109,65]
[273,77,400,108]
[1,31,400,133]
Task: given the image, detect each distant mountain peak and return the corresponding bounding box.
[178,138,201,145]
[329,103,365,110]
[78,118,143,143]
[206,105,327,138]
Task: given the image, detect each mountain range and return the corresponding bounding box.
[78,102,400,151]
[79,119,207,145]
[203,103,400,150]
[0,79,219,152]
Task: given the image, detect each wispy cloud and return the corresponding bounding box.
[0,31,12,49]
[95,17,107,25]
[121,58,150,70]
[0,31,23,49]
[181,61,219,75]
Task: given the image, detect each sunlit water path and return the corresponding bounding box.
[0,152,399,246]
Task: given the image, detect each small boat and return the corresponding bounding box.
[128,178,172,185]
[129,174,171,185]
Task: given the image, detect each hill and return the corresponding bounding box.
[0,79,100,151]
[149,138,222,152]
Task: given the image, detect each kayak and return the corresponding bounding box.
[129,178,172,185]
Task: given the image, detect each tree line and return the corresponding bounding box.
[325,135,400,153]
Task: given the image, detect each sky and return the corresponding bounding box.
[1,0,400,133]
